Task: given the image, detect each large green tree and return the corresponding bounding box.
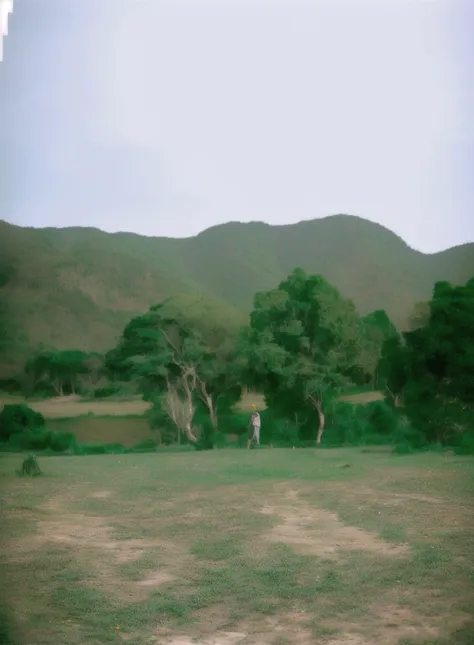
[23,349,90,396]
[112,303,241,444]
[243,268,365,443]
[381,278,474,446]
[353,309,398,387]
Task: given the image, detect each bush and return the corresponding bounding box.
[92,384,122,399]
[193,413,215,451]
[259,411,300,446]
[326,400,402,447]
[7,428,77,453]
[218,411,249,436]
[48,431,77,452]
[15,429,52,450]
[73,443,126,455]
[0,404,45,441]
[127,439,158,453]
[20,454,42,477]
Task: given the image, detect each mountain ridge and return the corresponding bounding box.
[0,215,473,376]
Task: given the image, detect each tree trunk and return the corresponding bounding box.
[52,379,63,396]
[155,428,163,448]
[184,422,197,443]
[198,380,218,431]
[315,403,325,444]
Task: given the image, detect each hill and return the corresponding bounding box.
[0,214,473,375]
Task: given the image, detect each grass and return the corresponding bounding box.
[0,395,151,418]
[0,448,473,644]
[47,416,154,448]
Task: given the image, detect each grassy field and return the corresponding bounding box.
[0,390,384,447]
[0,389,380,419]
[1,449,473,645]
[0,394,151,419]
[47,417,155,448]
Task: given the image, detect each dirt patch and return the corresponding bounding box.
[163,633,247,645]
[137,570,175,587]
[90,490,112,499]
[39,514,158,563]
[319,601,470,645]
[325,638,373,645]
[384,492,443,505]
[261,489,408,558]
[23,503,182,602]
[339,391,383,404]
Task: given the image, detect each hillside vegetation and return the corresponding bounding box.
[1,214,473,373]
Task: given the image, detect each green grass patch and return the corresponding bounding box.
[0,448,472,644]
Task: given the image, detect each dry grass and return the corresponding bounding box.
[0,391,265,420]
[48,417,154,447]
[339,391,384,404]
[0,394,152,418]
[0,449,473,645]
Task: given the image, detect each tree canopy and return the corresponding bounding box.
[110,303,242,445]
[243,268,369,442]
[380,278,474,448]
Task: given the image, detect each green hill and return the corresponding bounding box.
[0,214,473,375]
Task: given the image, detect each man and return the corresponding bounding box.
[248,404,261,448]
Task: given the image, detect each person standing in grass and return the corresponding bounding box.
[248,404,261,448]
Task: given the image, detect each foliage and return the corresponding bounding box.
[356,309,398,387]
[0,405,78,453]
[381,278,474,451]
[259,412,300,447]
[8,429,76,453]
[91,383,132,399]
[111,302,242,448]
[3,215,474,378]
[22,349,99,397]
[0,403,45,441]
[242,268,367,443]
[326,400,401,446]
[20,454,42,477]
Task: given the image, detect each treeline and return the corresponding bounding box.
[1,268,473,453]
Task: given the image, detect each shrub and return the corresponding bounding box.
[48,431,77,453]
[219,411,249,436]
[20,454,42,477]
[259,411,300,446]
[193,414,215,451]
[8,428,77,453]
[15,429,53,451]
[0,404,45,441]
[326,400,401,447]
[365,400,400,438]
[452,431,474,455]
[127,439,158,453]
[73,443,126,455]
[92,384,122,399]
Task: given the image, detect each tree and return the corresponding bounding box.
[407,300,430,331]
[244,268,365,443]
[23,349,89,396]
[82,352,105,389]
[113,303,242,445]
[381,278,474,447]
[377,334,408,407]
[355,310,398,387]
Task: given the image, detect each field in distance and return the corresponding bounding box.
[0,390,383,419]
[1,448,473,644]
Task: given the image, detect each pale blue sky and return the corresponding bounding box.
[0,0,472,252]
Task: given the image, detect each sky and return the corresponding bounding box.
[0,0,472,253]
